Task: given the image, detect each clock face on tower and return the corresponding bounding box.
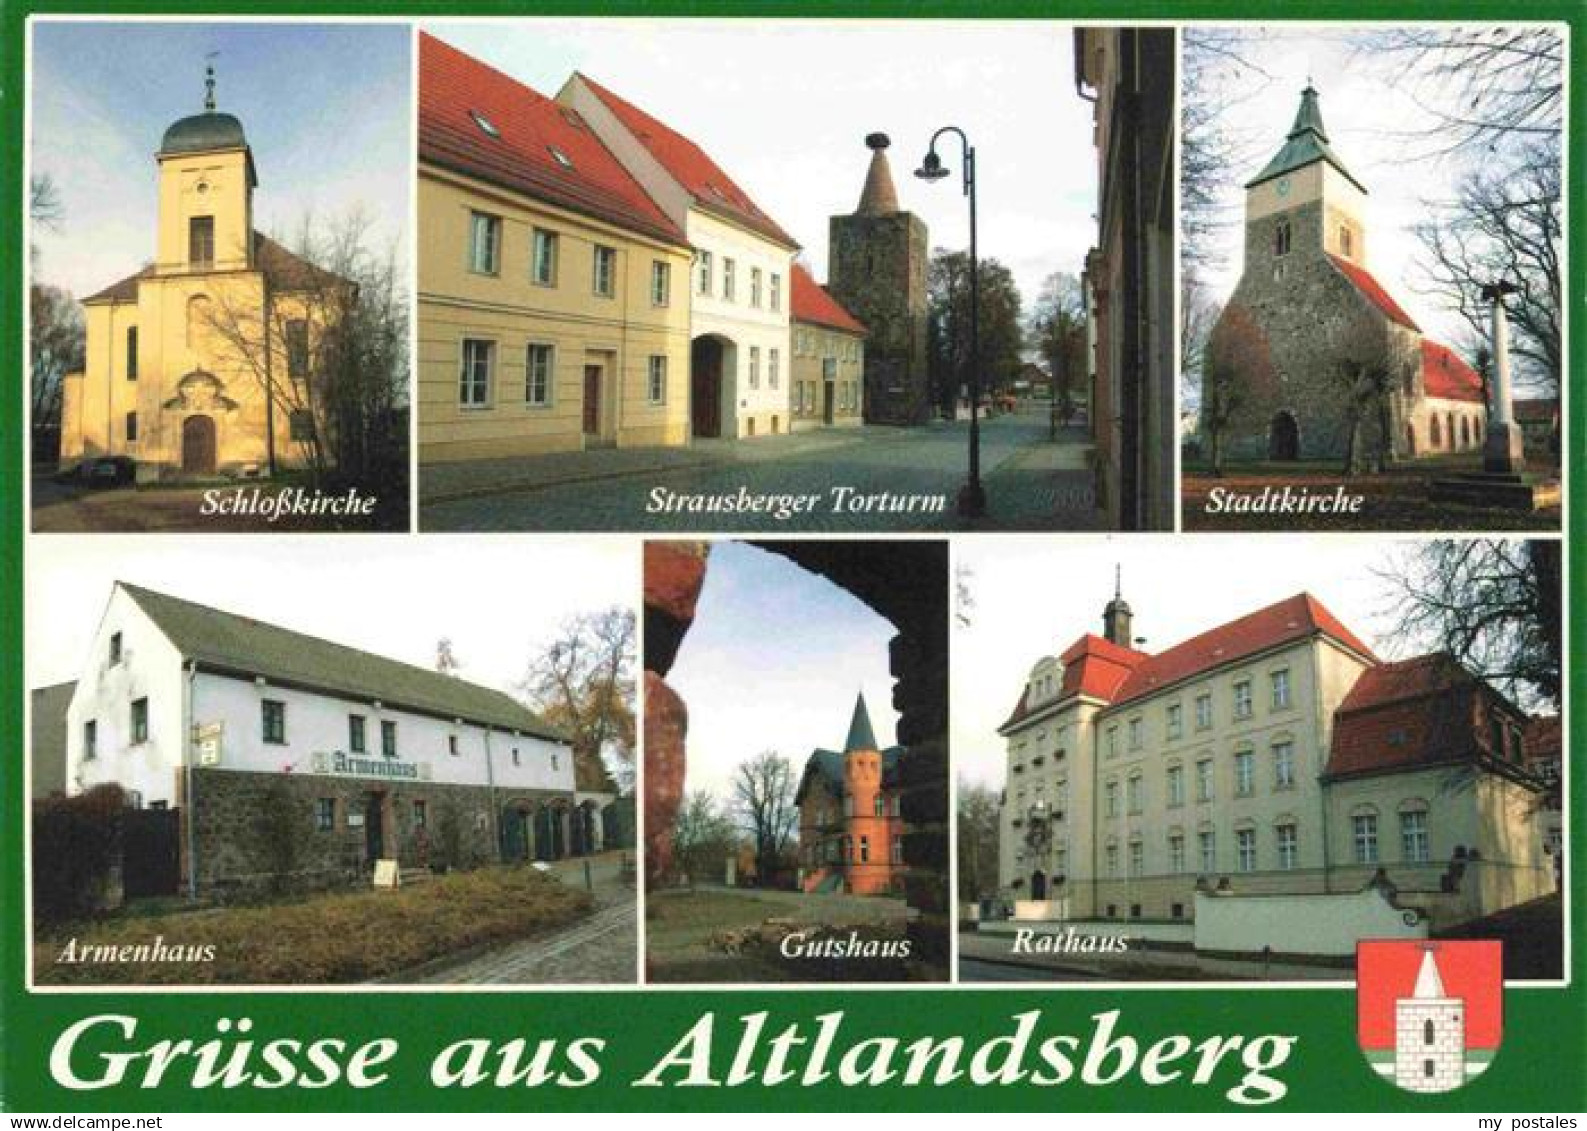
[1276,176,1292,198]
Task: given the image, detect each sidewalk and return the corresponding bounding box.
[419,424,914,505]
[950,424,1107,532]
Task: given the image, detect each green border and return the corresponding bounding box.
[3,0,1583,1112]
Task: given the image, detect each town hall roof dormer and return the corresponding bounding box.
[1246,83,1366,194]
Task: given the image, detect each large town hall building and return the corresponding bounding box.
[997,584,1554,934]
[1207,84,1488,463]
[56,583,619,899]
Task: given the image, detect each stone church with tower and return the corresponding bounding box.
[60,68,341,481]
[827,134,932,426]
[1206,84,1487,463]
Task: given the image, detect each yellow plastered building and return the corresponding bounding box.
[416,34,692,464]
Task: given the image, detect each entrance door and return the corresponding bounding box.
[364,792,386,865]
[1268,411,1300,461]
[582,365,602,437]
[1030,870,1048,900]
[690,338,722,438]
[182,415,217,474]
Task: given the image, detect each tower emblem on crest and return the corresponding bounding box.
[1357,940,1503,1092]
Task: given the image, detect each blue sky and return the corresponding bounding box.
[30,21,411,299]
[28,536,637,704]
[423,19,1094,304]
[667,541,901,804]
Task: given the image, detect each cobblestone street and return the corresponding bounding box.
[421,406,1102,532]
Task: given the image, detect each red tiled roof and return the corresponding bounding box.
[1337,653,1469,714]
[418,34,685,247]
[1327,654,1483,778]
[574,72,798,249]
[999,634,1146,732]
[1111,593,1376,707]
[1421,340,1486,403]
[1326,254,1420,332]
[791,263,865,335]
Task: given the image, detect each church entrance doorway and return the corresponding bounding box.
[1268,411,1300,461]
[1030,870,1048,900]
[691,337,724,438]
[182,414,217,474]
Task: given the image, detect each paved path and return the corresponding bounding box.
[957,929,1349,982]
[403,853,638,986]
[421,408,1102,533]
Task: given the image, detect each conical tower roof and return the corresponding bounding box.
[1246,83,1366,193]
[855,132,900,216]
[844,691,879,753]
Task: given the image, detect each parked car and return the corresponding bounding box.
[76,456,136,487]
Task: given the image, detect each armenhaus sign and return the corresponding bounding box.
[310,751,432,781]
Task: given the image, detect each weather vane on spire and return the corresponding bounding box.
[204,51,219,111]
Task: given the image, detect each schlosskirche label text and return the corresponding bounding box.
[49,1009,1299,1105]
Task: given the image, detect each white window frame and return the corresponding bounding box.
[531,228,558,286]
[525,343,554,407]
[592,245,617,298]
[468,211,501,275]
[459,338,494,409]
[647,355,668,405]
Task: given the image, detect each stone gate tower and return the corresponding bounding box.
[827,133,930,426]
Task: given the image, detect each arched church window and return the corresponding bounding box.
[1273,221,1292,257]
[1339,225,1353,258]
[1431,415,1442,447]
[1424,1019,1436,1045]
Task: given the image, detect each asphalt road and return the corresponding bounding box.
[422,411,1100,533]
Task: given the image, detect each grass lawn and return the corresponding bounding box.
[1182,456,1561,532]
[35,866,592,985]
[645,886,929,983]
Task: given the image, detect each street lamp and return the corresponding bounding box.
[916,126,986,519]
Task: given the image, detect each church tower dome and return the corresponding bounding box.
[1102,566,1133,647]
[159,63,252,161]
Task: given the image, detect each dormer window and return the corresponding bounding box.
[548,146,573,169]
[469,110,499,138]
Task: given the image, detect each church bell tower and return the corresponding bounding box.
[1242,83,1369,274]
[1102,567,1133,647]
[155,63,257,275]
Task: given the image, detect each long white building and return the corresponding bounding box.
[61,583,603,897]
